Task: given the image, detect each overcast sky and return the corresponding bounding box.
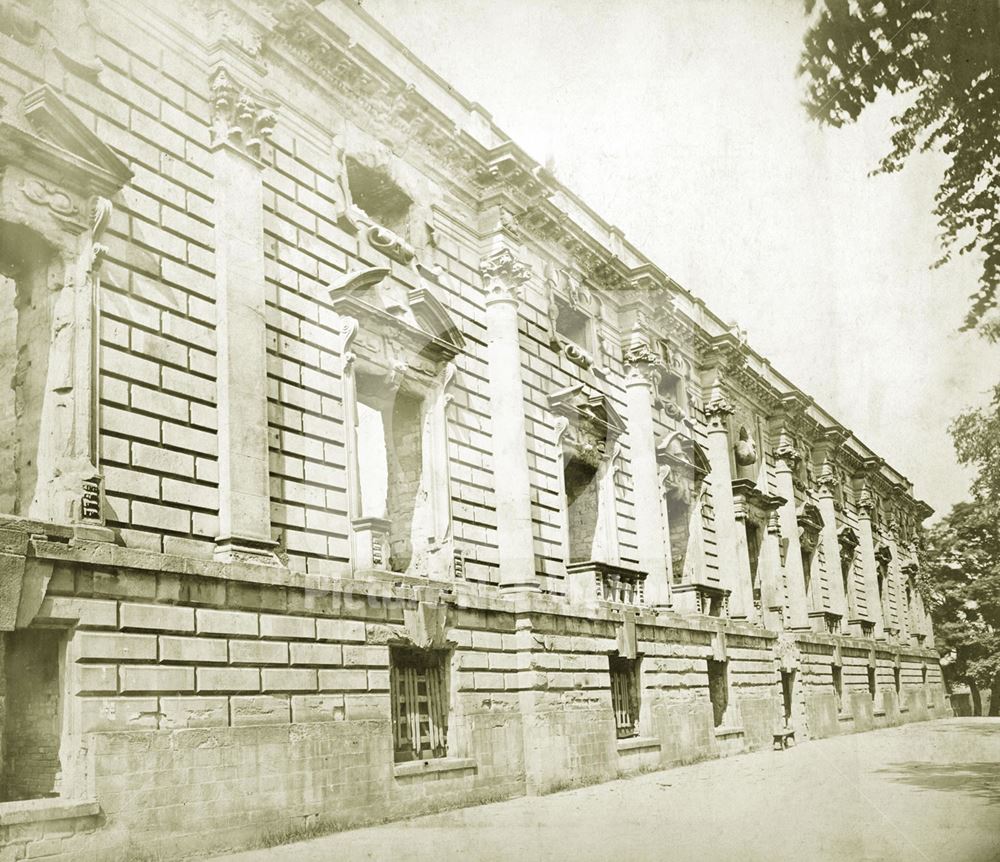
[357,0,996,518]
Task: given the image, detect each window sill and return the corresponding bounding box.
[393,757,477,779]
[873,710,886,717]
[714,726,745,739]
[837,712,853,722]
[617,736,661,754]
[0,798,99,827]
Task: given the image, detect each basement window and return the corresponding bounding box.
[707,659,729,728]
[867,666,877,701]
[894,667,901,698]
[1,629,65,801]
[609,655,640,739]
[832,665,843,712]
[390,647,450,764]
[345,157,412,237]
[780,670,796,727]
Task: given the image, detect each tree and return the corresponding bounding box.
[799,0,1000,336]
[919,500,1000,715]
[951,382,1000,511]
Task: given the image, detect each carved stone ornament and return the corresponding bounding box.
[623,343,664,389]
[874,543,893,567]
[209,66,276,160]
[703,385,735,429]
[773,439,802,470]
[480,248,531,303]
[657,430,711,504]
[797,500,824,553]
[837,525,859,566]
[0,0,103,78]
[733,426,758,467]
[550,383,626,469]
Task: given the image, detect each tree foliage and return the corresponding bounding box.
[919,500,1000,713]
[799,0,1000,335]
[951,381,1000,510]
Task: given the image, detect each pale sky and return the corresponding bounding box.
[358,0,997,518]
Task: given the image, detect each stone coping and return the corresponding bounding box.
[616,736,661,753]
[393,757,477,778]
[0,797,100,826]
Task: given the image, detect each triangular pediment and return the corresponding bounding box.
[329,267,465,362]
[838,525,860,550]
[549,383,626,438]
[657,430,710,478]
[1,86,132,196]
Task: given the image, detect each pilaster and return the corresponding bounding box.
[481,247,537,592]
[702,384,742,617]
[209,57,279,563]
[856,489,885,638]
[773,440,809,630]
[622,345,670,607]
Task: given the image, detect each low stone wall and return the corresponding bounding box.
[0,542,945,861]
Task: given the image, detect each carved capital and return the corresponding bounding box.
[210,66,276,160]
[703,392,735,430]
[773,442,802,470]
[623,344,663,389]
[480,248,531,304]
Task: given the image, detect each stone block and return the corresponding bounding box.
[472,631,503,650]
[120,665,195,693]
[159,696,229,729]
[120,602,195,633]
[262,668,318,692]
[74,664,119,694]
[229,639,288,665]
[197,667,260,694]
[230,695,291,726]
[342,645,389,667]
[318,669,368,691]
[259,613,317,640]
[37,596,118,628]
[344,693,390,720]
[74,631,157,662]
[159,635,228,664]
[79,697,160,732]
[316,618,366,642]
[196,608,259,637]
[289,642,342,666]
[291,694,346,723]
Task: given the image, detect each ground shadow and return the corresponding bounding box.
[920,719,1000,736]
[876,761,1000,803]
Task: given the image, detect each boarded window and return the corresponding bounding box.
[1,629,64,801]
[389,647,449,763]
[609,655,640,739]
[832,665,843,712]
[707,659,729,728]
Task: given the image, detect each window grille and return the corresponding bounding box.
[609,655,640,739]
[390,647,449,763]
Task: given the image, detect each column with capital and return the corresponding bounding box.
[210,63,279,563]
[772,436,810,630]
[623,345,670,607]
[481,248,538,592]
[702,385,744,616]
[856,488,885,637]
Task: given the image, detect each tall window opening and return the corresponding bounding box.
[389,646,450,763]
[832,664,843,712]
[354,378,425,573]
[780,670,796,727]
[707,659,729,728]
[666,491,692,584]
[894,667,901,699]
[0,223,54,517]
[745,520,763,606]
[801,545,814,607]
[345,157,412,237]
[554,296,592,352]
[1,629,65,801]
[867,666,877,702]
[564,456,600,563]
[609,655,640,739]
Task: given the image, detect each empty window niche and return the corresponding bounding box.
[707,659,729,728]
[345,157,413,238]
[780,670,796,727]
[609,655,641,740]
[666,491,692,585]
[801,545,814,608]
[390,647,450,764]
[832,665,844,713]
[554,296,592,352]
[354,378,426,574]
[1,629,65,802]
[0,224,56,517]
[894,667,902,699]
[564,455,600,564]
[745,520,762,607]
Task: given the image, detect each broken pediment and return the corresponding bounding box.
[549,383,626,440]
[329,266,465,364]
[797,500,824,551]
[0,86,132,199]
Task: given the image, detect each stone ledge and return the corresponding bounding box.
[714,726,745,739]
[0,798,100,826]
[617,736,661,753]
[393,757,477,778]
[837,713,854,722]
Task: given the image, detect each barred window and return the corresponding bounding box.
[609,655,640,739]
[390,647,449,763]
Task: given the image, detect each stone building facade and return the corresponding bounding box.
[0,1,944,859]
